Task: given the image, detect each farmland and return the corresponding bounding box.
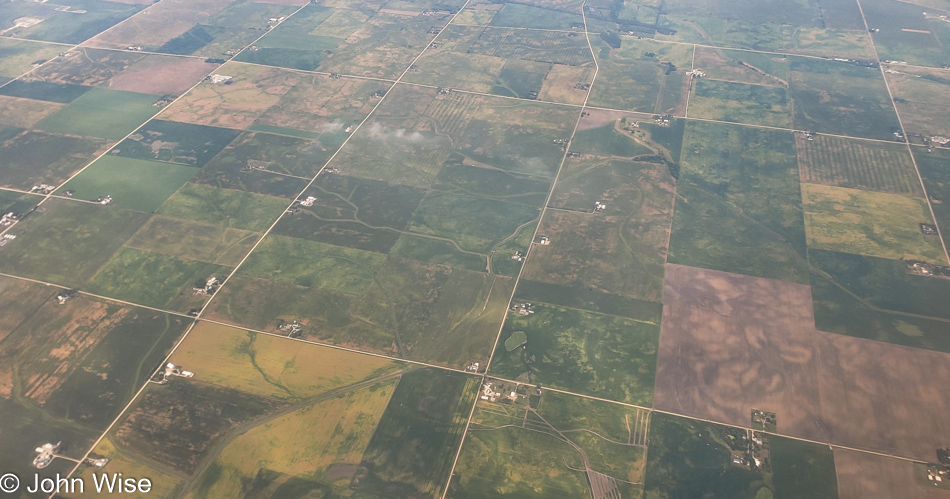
[2,0,950,496]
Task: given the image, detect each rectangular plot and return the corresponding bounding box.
[691,46,789,87]
[190,131,313,198]
[112,119,240,166]
[802,183,945,264]
[488,3,583,29]
[0,80,92,103]
[796,134,923,196]
[253,76,388,137]
[588,36,692,115]
[1,0,145,44]
[156,182,289,232]
[0,130,108,190]
[85,0,237,50]
[688,78,792,128]
[85,246,230,310]
[886,66,950,141]
[56,155,199,213]
[0,38,63,78]
[0,199,150,287]
[0,95,61,128]
[862,0,950,68]
[35,87,162,140]
[124,215,258,266]
[916,147,950,251]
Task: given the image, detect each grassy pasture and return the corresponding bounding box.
[861,0,950,68]
[68,438,182,499]
[802,183,945,264]
[796,134,923,196]
[0,38,63,78]
[0,199,150,287]
[238,234,386,295]
[112,119,240,166]
[491,59,550,100]
[253,76,386,138]
[35,87,161,140]
[668,122,809,283]
[688,78,792,128]
[124,215,258,266]
[571,123,653,158]
[0,130,108,190]
[170,321,402,400]
[157,183,289,232]
[788,57,900,140]
[407,191,540,254]
[0,80,91,103]
[84,0,234,50]
[488,3,583,29]
[588,36,692,115]
[0,95,64,128]
[915,147,950,250]
[23,47,144,88]
[434,162,551,208]
[84,247,230,310]
[885,65,950,141]
[390,234,488,272]
[2,0,145,44]
[56,155,198,213]
[352,369,478,499]
[489,302,660,406]
[691,46,789,87]
[513,279,663,322]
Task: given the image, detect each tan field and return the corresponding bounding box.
[108,57,219,96]
[834,449,950,499]
[654,263,950,461]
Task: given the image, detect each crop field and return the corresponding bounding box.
[0,95,63,128]
[486,3,583,29]
[190,131,312,198]
[0,275,55,342]
[0,130,109,190]
[787,57,900,140]
[0,0,145,44]
[67,437,183,499]
[111,119,241,167]
[273,172,427,252]
[84,247,229,310]
[451,390,647,498]
[687,78,792,128]
[0,39,63,79]
[156,182,290,232]
[170,321,402,400]
[407,192,540,254]
[885,65,950,141]
[861,0,950,68]
[35,87,162,140]
[0,199,150,287]
[524,159,675,303]
[802,183,945,264]
[238,234,387,295]
[0,80,92,103]
[915,147,950,250]
[668,122,809,284]
[691,46,789,87]
[588,36,692,115]
[56,156,199,213]
[160,62,297,130]
[796,134,923,196]
[834,449,950,499]
[86,0,236,51]
[156,0,299,58]
[124,215,258,267]
[643,413,839,498]
[489,302,660,405]
[207,258,514,368]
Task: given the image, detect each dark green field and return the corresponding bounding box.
[513,279,663,322]
[112,120,241,166]
[353,369,478,499]
[0,199,150,287]
[915,146,950,251]
[0,130,107,189]
[35,87,161,140]
[688,78,791,128]
[0,80,91,103]
[668,122,809,284]
[408,192,540,254]
[489,303,660,406]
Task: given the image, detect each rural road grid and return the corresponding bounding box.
[0,1,933,494]
[856,0,950,266]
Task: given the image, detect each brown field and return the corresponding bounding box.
[538,64,594,106]
[254,76,387,133]
[108,56,219,96]
[160,63,298,129]
[834,449,950,499]
[575,108,653,131]
[0,276,55,344]
[796,134,923,196]
[86,0,235,50]
[654,263,950,461]
[23,48,145,87]
[0,95,64,128]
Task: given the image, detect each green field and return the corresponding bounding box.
[588,36,692,115]
[239,234,386,296]
[1,0,144,44]
[489,303,660,406]
[35,87,161,140]
[796,134,923,196]
[571,123,653,158]
[688,78,792,128]
[0,39,64,78]
[0,199,150,287]
[112,119,241,166]
[788,57,900,140]
[0,80,92,103]
[861,0,950,68]
[0,130,107,189]
[451,391,647,498]
[84,247,230,310]
[124,215,259,267]
[886,66,950,140]
[353,369,479,499]
[668,122,809,283]
[643,412,838,498]
[56,155,199,213]
[915,147,950,251]
[390,234,488,272]
[433,162,551,208]
[802,183,945,264]
[488,3,583,29]
[408,191,540,254]
[157,183,290,232]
